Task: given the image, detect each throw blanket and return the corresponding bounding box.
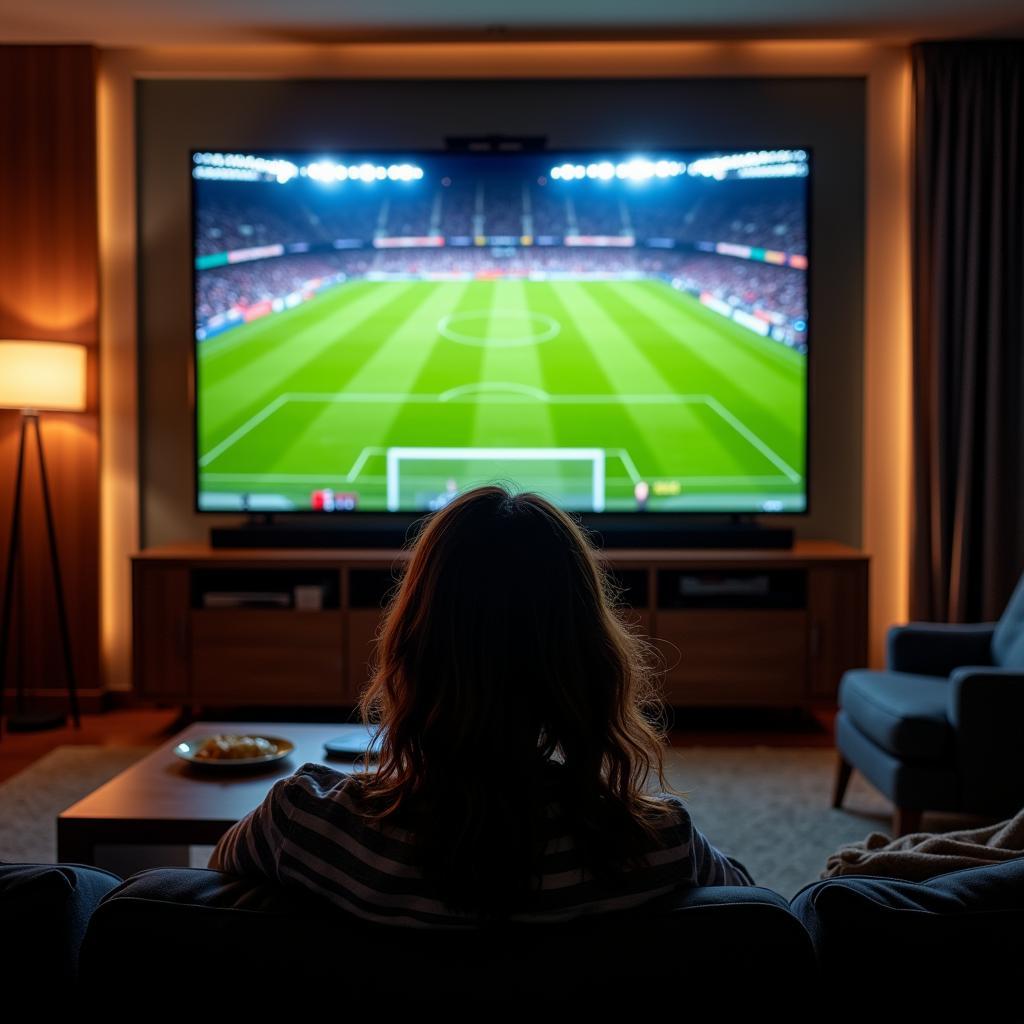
[822,807,1024,881]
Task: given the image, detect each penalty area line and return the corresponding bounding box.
[700,396,803,484]
[198,394,290,468]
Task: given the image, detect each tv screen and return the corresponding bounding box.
[193,148,809,515]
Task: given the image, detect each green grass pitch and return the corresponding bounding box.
[197,278,806,513]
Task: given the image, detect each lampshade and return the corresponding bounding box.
[0,341,87,412]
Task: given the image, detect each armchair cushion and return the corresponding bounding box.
[887,622,995,676]
[993,574,1024,668]
[839,669,954,760]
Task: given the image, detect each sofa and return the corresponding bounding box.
[4,858,1023,1006]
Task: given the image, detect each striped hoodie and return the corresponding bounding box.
[209,761,755,927]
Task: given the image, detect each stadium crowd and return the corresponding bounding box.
[196,252,370,323]
[196,176,806,255]
[197,245,806,351]
[638,252,806,323]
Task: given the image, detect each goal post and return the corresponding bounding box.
[386,446,606,512]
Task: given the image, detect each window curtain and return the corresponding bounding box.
[911,41,1024,622]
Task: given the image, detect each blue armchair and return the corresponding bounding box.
[833,574,1024,835]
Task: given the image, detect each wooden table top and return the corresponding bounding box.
[59,722,369,827]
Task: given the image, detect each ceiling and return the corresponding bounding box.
[1,0,1022,46]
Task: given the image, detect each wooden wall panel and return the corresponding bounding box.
[0,46,101,702]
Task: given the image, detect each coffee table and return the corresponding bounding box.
[57,722,369,867]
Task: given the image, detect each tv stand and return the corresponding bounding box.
[211,517,793,551]
[132,542,867,711]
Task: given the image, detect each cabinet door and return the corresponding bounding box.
[191,610,345,703]
[807,564,869,699]
[653,609,807,705]
[133,565,190,699]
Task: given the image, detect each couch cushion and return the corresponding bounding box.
[791,858,1024,999]
[993,574,1024,669]
[0,862,121,986]
[80,867,814,1000]
[839,669,954,760]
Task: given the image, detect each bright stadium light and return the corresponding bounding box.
[687,149,808,180]
[547,157,686,183]
[387,163,424,181]
[194,152,300,183]
[307,160,341,183]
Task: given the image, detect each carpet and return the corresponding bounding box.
[0,744,987,898]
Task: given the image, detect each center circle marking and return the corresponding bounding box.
[437,309,561,348]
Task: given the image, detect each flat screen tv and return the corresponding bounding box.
[192,147,809,516]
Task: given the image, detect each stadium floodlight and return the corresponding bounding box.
[386,163,423,182]
[194,152,300,183]
[736,162,809,179]
[548,157,687,183]
[307,160,341,184]
[617,158,656,182]
[687,149,808,180]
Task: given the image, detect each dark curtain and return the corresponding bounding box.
[911,41,1024,623]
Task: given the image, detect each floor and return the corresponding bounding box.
[0,705,836,785]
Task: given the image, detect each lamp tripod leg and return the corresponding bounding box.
[0,416,29,740]
[32,416,80,729]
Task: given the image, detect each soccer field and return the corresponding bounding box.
[197,278,806,513]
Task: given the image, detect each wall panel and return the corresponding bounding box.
[0,45,101,702]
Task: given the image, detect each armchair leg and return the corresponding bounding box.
[893,807,923,837]
[832,756,853,809]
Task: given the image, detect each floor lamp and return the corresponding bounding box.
[0,341,86,734]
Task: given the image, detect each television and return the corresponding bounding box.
[192,147,809,517]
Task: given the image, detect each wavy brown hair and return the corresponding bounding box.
[352,484,677,918]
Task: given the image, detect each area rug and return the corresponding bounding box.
[0,744,988,898]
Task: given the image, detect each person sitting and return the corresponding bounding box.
[209,485,753,926]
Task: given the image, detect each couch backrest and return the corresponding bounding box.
[0,862,120,987]
[79,868,815,1001]
[993,573,1024,668]
[791,858,1024,1003]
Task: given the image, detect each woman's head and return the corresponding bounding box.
[356,484,674,914]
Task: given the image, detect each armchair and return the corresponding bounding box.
[833,575,1024,835]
